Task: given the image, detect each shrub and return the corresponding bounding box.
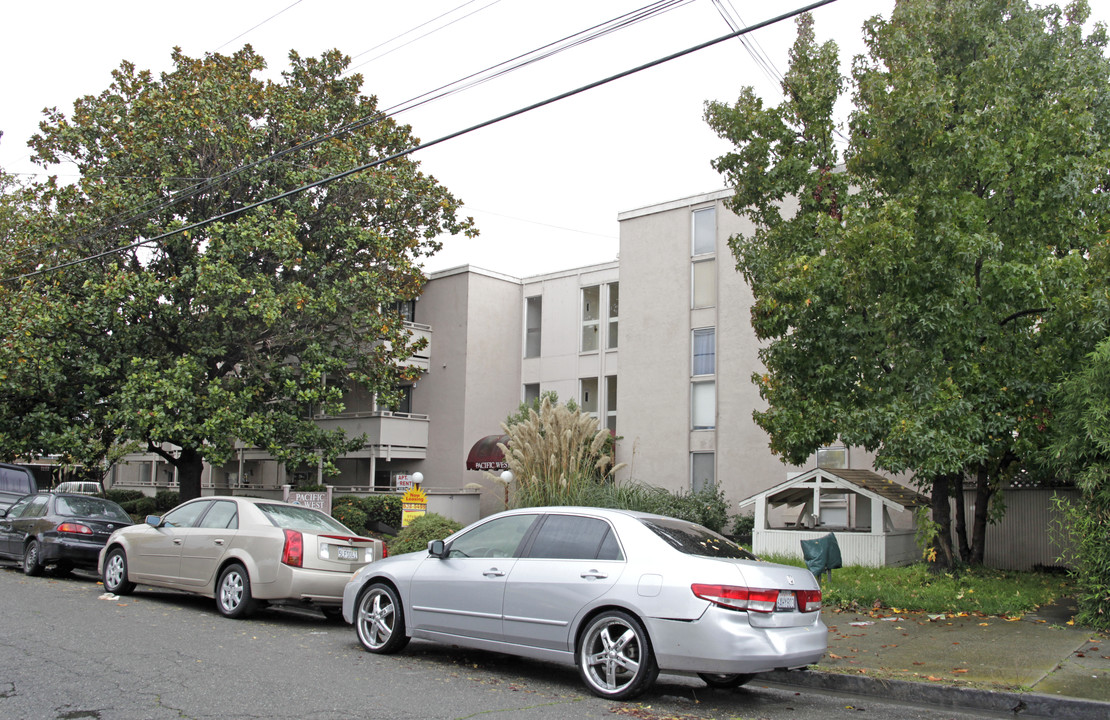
[133,497,158,519]
[105,489,145,505]
[730,513,755,539]
[333,503,369,536]
[389,513,463,555]
[154,490,180,512]
[359,494,402,529]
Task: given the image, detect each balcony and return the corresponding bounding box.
[313,411,430,459]
[400,322,432,371]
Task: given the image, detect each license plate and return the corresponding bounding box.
[776,590,797,611]
[336,546,358,561]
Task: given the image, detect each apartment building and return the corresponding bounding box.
[110,188,883,519]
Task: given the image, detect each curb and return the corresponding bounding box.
[757,669,1110,720]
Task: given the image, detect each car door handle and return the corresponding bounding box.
[581,570,608,580]
[214,539,225,546]
[173,538,183,545]
[483,568,505,577]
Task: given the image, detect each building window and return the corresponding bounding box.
[691,381,715,430]
[392,299,416,323]
[525,296,542,358]
[692,328,715,376]
[692,259,716,309]
[607,282,619,350]
[384,385,412,414]
[691,452,715,493]
[605,375,617,434]
[693,207,715,256]
[581,286,600,352]
[817,446,848,469]
[523,383,540,404]
[580,377,598,416]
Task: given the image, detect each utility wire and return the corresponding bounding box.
[6,1,692,269]
[214,0,307,51]
[10,0,838,282]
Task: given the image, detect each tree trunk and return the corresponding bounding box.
[970,464,993,566]
[930,474,957,570]
[176,447,204,502]
[953,471,971,563]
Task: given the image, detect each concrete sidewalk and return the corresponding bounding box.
[761,599,1110,718]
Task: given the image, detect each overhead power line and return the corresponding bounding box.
[10,0,838,282]
[5,1,695,270]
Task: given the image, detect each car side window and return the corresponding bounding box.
[198,501,238,529]
[22,495,51,519]
[525,515,624,561]
[448,514,538,559]
[5,495,35,519]
[161,501,211,528]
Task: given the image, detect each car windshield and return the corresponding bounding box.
[257,503,356,535]
[55,496,131,522]
[640,517,757,560]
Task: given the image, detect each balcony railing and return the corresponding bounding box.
[313,410,430,456]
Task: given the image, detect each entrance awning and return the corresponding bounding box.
[466,434,510,471]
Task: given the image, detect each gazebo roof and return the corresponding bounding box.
[739,468,930,512]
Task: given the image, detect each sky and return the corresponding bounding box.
[2,1,1107,278]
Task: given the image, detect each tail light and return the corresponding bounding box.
[282,529,304,567]
[692,584,780,613]
[382,544,388,559]
[57,522,93,535]
[796,589,822,613]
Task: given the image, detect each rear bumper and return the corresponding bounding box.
[40,536,105,568]
[253,564,353,606]
[646,607,827,675]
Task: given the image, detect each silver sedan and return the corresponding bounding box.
[342,506,826,699]
[100,496,383,619]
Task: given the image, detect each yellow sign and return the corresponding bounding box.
[401,487,427,528]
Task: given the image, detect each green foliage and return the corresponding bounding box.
[130,497,157,519]
[297,483,327,492]
[388,513,463,555]
[730,513,755,538]
[0,46,475,500]
[705,1,1110,566]
[104,489,145,505]
[359,494,402,529]
[1045,337,1110,630]
[153,490,179,512]
[500,396,624,508]
[332,502,368,537]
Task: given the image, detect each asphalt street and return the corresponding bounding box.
[0,565,1018,720]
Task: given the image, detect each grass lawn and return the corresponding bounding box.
[760,555,1073,617]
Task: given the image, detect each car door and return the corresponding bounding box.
[129,500,212,584]
[177,500,238,587]
[0,495,36,558]
[7,495,51,554]
[408,513,539,642]
[502,513,625,651]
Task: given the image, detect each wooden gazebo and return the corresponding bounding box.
[738,468,930,567]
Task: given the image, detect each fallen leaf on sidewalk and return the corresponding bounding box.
[953,669,969,674]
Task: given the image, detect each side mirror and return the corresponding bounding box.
[428,539,446,558]
[145,515,163,527]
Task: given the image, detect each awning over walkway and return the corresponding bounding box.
[465,434,510,471]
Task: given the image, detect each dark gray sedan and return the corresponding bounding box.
[342,506,826,699]
[0,493,132,575]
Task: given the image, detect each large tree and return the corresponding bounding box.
[705,1,1110,566]
[0,47,475,499]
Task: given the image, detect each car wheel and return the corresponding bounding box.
[102,547,136,595]
[698,672,755,689]
[22,540,44,576]
[216,563,257,619]
[577,610,658,700]
[355,583,409,654]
